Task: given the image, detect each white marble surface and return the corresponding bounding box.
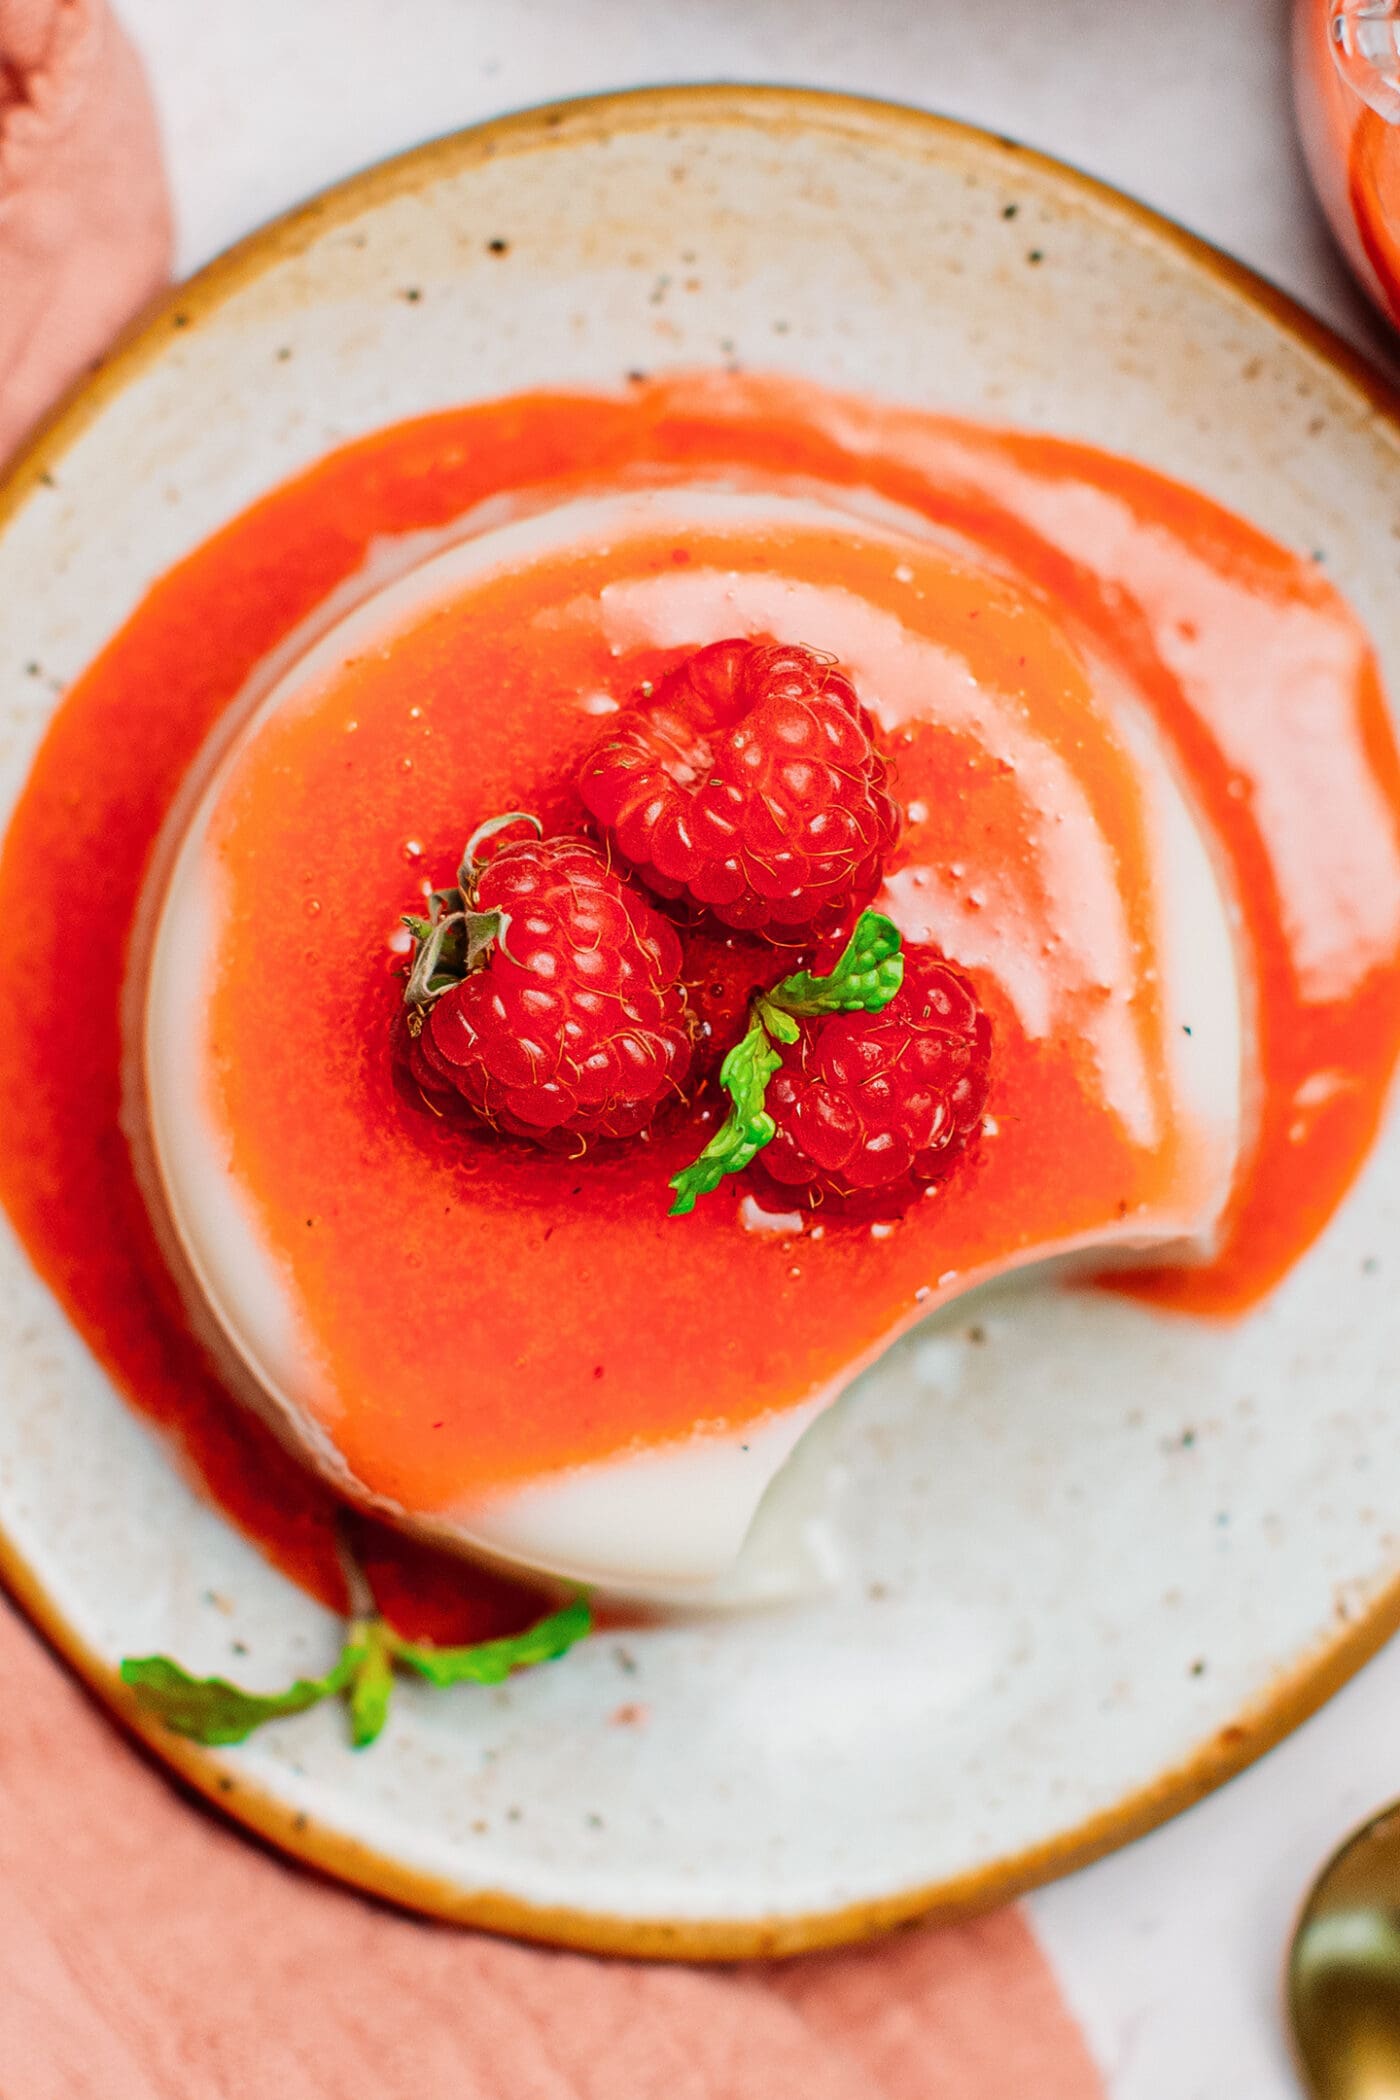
[114,3,1400,2093]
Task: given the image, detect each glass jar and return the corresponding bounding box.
[1294,0,1400,327]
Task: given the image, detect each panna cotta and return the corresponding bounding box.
[137,482,1244,1600]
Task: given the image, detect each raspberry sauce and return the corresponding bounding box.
[2,373,1398,1616]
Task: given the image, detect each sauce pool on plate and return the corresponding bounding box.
[2,371,1399,1623]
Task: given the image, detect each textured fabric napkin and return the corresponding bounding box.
[0,9,1104,2094]
[0,0,168,458]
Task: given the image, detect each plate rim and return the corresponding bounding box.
[3,80,1400,1961]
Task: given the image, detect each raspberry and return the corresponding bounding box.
[760,950,991,1199]
[578,639,899,935]
[405,829,691,1147]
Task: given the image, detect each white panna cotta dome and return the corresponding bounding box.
[136,486,1244,1605]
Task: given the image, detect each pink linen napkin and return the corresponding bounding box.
[0,11,1106,2095]
[0,0,169,458]
[0,1594,1104,2100]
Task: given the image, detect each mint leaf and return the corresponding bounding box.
[346,1623,396,1748]
[767,910,904,1018]
[669,911,905,1215]
[668,1018,786,1215]
[394,1596,594,1688]
[121,1597,594,1749]
[120,1648,355,1746]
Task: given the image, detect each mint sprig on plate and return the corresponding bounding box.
[121,1594,592,1749]
[669,909,904,1215]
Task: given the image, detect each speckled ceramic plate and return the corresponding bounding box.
[2,88,1400,1960]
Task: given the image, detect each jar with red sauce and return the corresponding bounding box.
[1294,0,1400,328]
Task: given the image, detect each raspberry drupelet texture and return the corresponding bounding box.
[408,833,692,1146]
[761,950,992,1199]
[578,638,899,935]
